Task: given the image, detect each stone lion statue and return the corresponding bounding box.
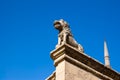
[53,19,84,53]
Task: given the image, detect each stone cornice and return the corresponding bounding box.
[50,44,120,80]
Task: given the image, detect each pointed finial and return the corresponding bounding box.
[104,40,111,68]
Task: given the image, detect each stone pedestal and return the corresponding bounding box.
[46,44,120,80]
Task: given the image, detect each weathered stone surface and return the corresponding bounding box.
[65,61,99,80]
[46,44,120,80]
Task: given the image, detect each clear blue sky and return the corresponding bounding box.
[0,0,120,80]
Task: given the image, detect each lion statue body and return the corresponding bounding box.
[54,19,84,53]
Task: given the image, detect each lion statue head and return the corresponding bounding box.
[53,19,69,32]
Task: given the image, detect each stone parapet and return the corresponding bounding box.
[50,44,120,80]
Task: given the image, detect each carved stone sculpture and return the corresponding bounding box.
[53,19,84,53]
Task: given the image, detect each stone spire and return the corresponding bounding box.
[104,40,110,68]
